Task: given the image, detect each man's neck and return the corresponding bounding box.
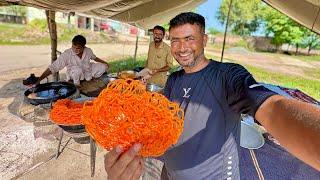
[184,57,210,74]
[77,52,83,59]
[154,41,162,48]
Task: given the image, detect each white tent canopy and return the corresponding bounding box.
[0,0,206,29]
[1,0,319,33]
[263,0,320,34]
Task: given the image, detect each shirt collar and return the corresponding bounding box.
[153,41,164,49]
[71,47,86,59]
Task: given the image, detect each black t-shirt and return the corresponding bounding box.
[160,60,276,180]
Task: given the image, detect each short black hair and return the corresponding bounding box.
[153,25,165,35]
[169,12,205,33]
[72,35,86,46]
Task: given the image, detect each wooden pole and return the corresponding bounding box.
[133,33,139,62]
[221,0,233,62]
[67,13,71,30]
[46,10,59,82]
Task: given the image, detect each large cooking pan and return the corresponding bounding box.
[24,82,77,105]
[55,97,94,133]
[58,124,86,133]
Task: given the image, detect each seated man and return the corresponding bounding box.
[144,25,174,87]
[35,35,109,86]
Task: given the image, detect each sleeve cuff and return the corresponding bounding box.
[249,89,278,118]
[48,65,56,74]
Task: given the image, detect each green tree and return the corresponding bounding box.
[207,27,220,35]
[262,8,304,52]
[162,23,169,31]
[3,5,27,17]
[217,0,262,36]
[290,26,305,55]
[262,5,320,54]
[301,30,320,55]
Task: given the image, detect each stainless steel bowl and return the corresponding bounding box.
[106,77,117,82]
[121,70,135,74]
[118,70,137,79]
[102,74,118,85]
[107,73,118,78]
[146,83,164,93]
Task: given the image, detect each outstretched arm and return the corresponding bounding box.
[223,63,320,170]
[35,68,52,84]
[148,65,170,75]
[94,57,109,69]
[256,95,320,170]
[35,52,68,84]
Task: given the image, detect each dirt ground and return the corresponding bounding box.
[0,43,149,73]
[0,43,319,180]
[205,47,320,81]
[0,43,153,180]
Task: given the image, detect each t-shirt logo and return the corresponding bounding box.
[183,88,191,98]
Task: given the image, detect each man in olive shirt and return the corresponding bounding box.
[145,25,174,87]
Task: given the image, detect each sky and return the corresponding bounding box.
[196,0,224,31]
[196,0,265,36]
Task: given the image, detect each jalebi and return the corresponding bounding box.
[50,99,84,125]
[82,79,184,157]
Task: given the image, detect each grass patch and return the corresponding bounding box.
[244,65,320,100]
[209,57,320,100]
[108,55,182,78]
[111,56,319,100]
[0,21,113,45]
[303,68,320,81]
[108,56,146,73]
[293,55,320,62]
[207,43,231,50]
[235,38,252,50]
[0,23,26,45]
[108,55,181,74]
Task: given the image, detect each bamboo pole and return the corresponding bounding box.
[133,33,139,62]
[221,0,233,62]
[45,10,59,82]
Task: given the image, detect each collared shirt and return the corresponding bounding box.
[146,41,173,87]
[48,47,97,80]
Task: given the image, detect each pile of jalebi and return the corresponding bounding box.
[82,79,184,157]
[50,99,84,125]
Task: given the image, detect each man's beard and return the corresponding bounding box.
[72,49,81,55]
[179,50,204,69]
[154,38,162,43]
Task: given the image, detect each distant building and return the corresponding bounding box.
[0,5,27,24]
[0,6,144,36]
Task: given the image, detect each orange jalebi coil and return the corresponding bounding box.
[50,99,84,125]
[82,79,184,157]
